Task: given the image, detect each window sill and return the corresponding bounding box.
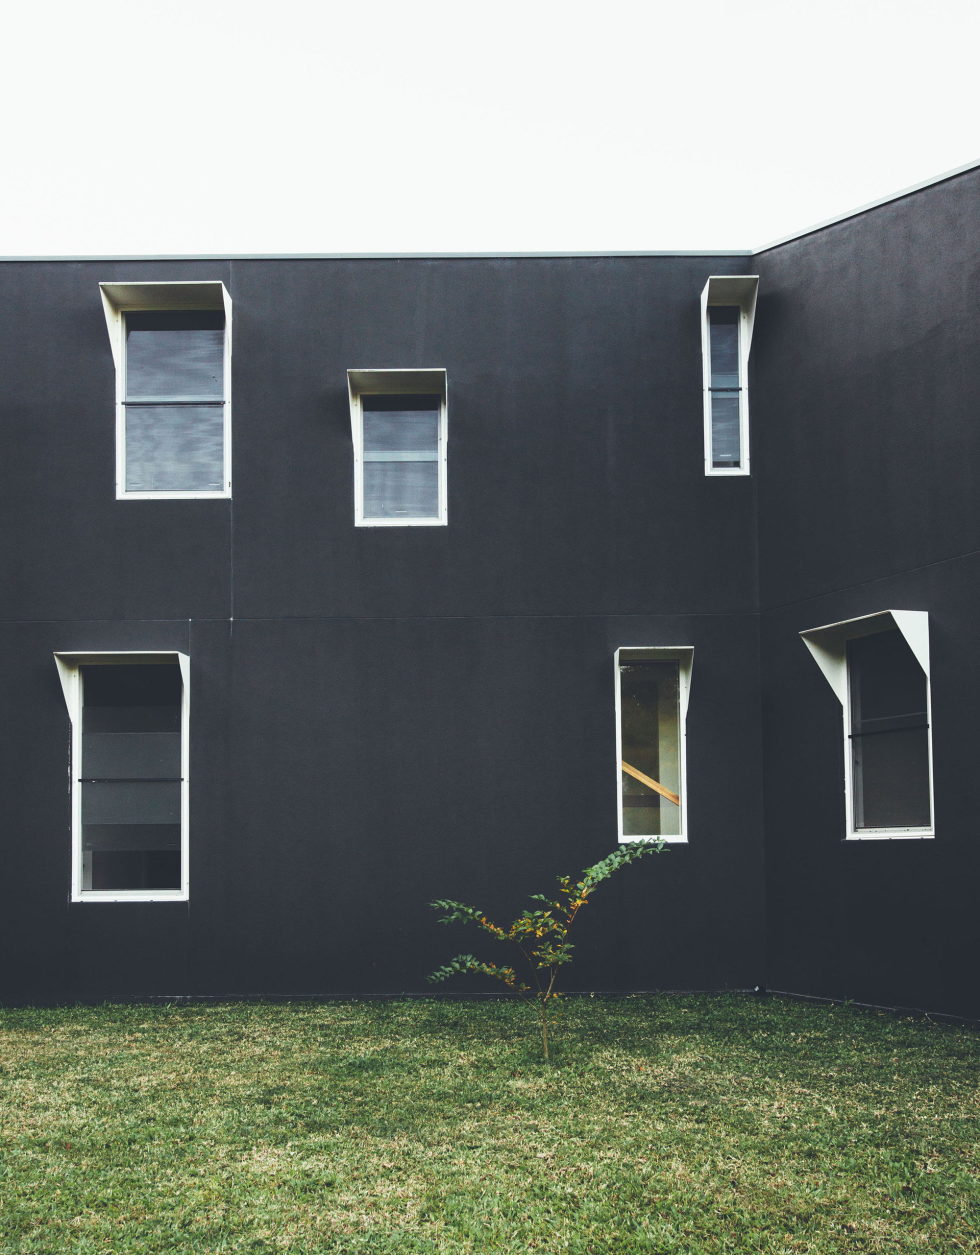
[117,489,231,501]
[72,891,189,903]
[619,835,688,845]
[355,516,447,527]
[844,830,934,841]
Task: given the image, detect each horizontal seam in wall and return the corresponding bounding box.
[0,608,763,628]
[759,544,980,616]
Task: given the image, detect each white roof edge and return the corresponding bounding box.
[753,158,980,255]
[0,249,753,263]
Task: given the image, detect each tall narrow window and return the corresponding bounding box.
[801,611,934,839]
[615,647,693,843]
[707,306,742,468]
[55,652,190,901]
[701,275,758,476]
[100,282,232,499]
[348,369,448,526]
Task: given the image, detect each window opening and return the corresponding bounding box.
[615,647,692,843]
[347,369,448,526]
[701,275,758,476]
[847,630,931,832]
[124,311,226,493]
[99,281,232,500]
[362,394,441,520]
[55,652,190,900]
[800,610,934,839]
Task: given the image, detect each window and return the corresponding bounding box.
[100,282,232,499]
[55,652,190,901]
[701,275,758,475]
[801,611,934,839]
[615,647,693,843]
[347,369,448,525]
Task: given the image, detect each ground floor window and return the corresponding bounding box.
[55,652,190,900]
[615,647,693,843]
[801,611,933,839]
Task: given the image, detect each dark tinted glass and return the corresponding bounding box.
[125,404,225,492]
[125,311,224,400]
[848,631,931,829]
[81,664,182,891]
[709,307,740,389]
[710,394,741,467]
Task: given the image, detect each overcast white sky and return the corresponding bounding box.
[2,0,977,255]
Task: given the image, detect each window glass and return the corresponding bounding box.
[80,664,182,892]
[847,630,931,830]
[124,311,225,493]
[362,394,441,519]
[708,306,742,469]
[619,659,682,838]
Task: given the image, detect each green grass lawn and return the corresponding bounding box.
[0,995,977,1253]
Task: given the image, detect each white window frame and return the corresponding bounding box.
[54,651,191,902]
[800,610,934,840]
[100,281,232,500]
[347,369,448,527]
[701,275,758,477]
[614,646,694,844]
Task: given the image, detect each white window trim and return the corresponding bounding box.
[54,651,191,902]
[347,368,448,527]
[100,281,232,500]
[800,610,934,840]
[701,275,758,477]
[614,646,694,844]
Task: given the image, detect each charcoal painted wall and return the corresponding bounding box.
[753,166,980,1020]
[0,254,766,1001]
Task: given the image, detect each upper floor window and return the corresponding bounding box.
[801,611,934,839]
[347,369,448,526]
[701,275,758,476]
[615,646,693,844]
[54,651,191,902]
[100,282,232,499]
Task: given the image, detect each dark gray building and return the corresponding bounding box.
[2,163,977,1018]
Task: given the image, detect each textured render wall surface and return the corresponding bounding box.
[753,168,980,1020]
[0,255,766,1001]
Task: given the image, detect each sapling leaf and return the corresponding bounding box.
[428,839,665,1060]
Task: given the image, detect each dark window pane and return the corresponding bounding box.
[709,307,740,388]
[82,781,181,825]
[363,461,439,518]
[852,728,932,829]
[79,664,183,892]
[620,660,681,837]
[90,850,180,891]
[848,631,931,829]
[126,311,224,400]
[710,394,741,467]
[362,393,441,413]
[848,631,927,729]
[83,665,180,727]
[363,409,438,454]
[82,732,180,778]
[125,404,224,492]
